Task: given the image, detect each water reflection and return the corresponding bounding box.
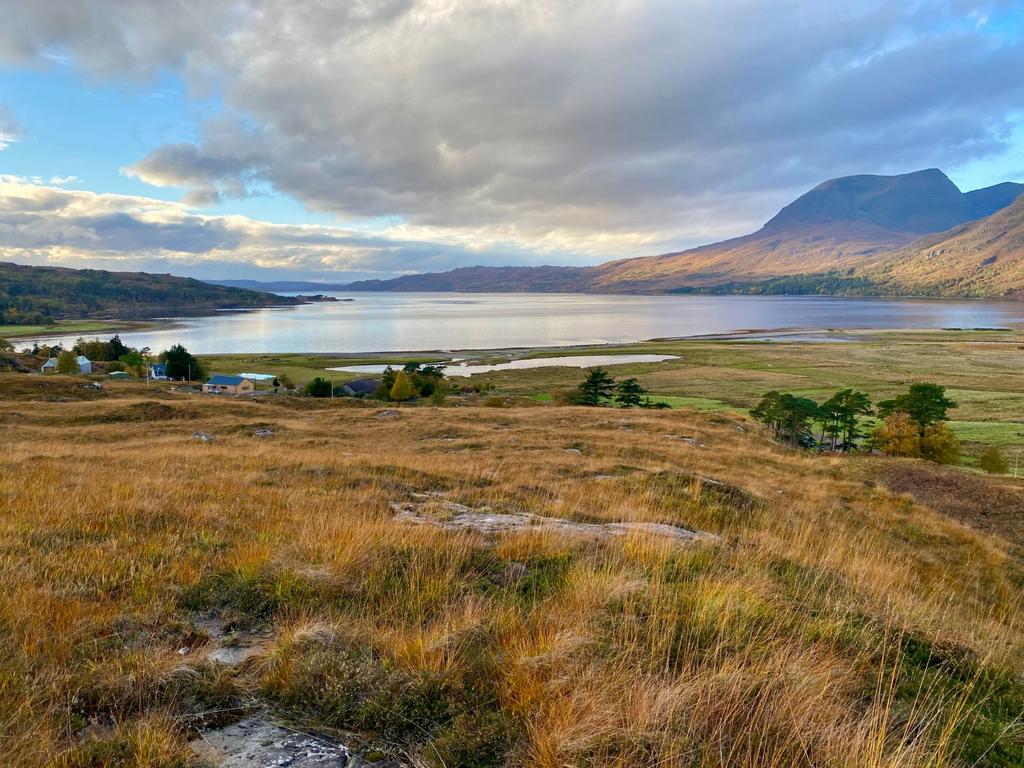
[15,293,1024,354]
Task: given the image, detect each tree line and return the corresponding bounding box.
[0,261,295,325]
[751,382,972,465]
[16,334,209,381]
[304,362,452,402]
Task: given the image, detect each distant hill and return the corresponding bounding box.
[344,265,592,293]
[853,194,1024,298]
[342,170,1024,295]
[0,262,300,325]
[210,279,355,292]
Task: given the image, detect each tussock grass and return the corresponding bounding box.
[0,376,1021,766]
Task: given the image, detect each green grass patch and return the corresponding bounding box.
[896,635,1024,768]
[0,320,126,338]
[949,421,1024,446]
[645,394,734,411]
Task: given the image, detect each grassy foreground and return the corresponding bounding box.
[1,375,1022,767]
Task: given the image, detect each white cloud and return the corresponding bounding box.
[2,1,1024,268]
[0,175,527,280]
[0,105,22,150]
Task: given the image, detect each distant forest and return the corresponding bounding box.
[0,262,297,324]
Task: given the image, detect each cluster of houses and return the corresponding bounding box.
[37,356,380,398]
[41,357,169,380]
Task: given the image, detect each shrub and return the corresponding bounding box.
[978,446,1008,474]
[875,413,922,457]
[304,377,333,397]
[920,422,961,465]
[56,350,78,374]
[390,371,415,401]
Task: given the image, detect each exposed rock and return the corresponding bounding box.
[391,501,717,544]
[193,617,272,667]
[209,643,269,666]
[375,409,401,420]
[564,448,582,455]
[253,428,276,438]
[191,716,360,767]
[669,435,703,446]
[193,431,215,442]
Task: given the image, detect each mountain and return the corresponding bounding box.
[343,265,591,293]
[210,279,356,292]
[0,262,300,325]
[853,194,1024,298]
[342,170,1024,294]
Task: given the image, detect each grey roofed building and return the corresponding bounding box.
[340,378,381,397]
[40,355,91,374]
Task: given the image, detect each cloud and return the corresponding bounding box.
[0,175,535,280]
[0,105,22,150]
[3,1,1024,266]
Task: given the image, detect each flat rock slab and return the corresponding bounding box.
[191,617,273,667]
[191,717,359,767]
[391,501,717,544]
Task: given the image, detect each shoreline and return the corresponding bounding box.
[9,323,1019,359]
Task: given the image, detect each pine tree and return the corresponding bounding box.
[878,383,956,433]
[161,344,206,381]
[577,368,616,406]
[614,378,646,407]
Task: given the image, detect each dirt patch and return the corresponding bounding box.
[877,461,1024,554]
[0,374,110,401]
[85,401,198,423]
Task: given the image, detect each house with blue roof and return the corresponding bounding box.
[203,374,255,395]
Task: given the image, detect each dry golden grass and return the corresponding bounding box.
[1,375,1022,767]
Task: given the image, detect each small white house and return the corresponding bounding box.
[76,355,92,374]
[40,357,57,374]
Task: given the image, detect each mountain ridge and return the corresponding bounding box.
[339,170,1024,297]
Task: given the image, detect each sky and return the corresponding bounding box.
[1,0,1023,282]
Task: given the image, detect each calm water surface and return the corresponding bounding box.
[19,293,1024,354]
[329,354,681,375]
